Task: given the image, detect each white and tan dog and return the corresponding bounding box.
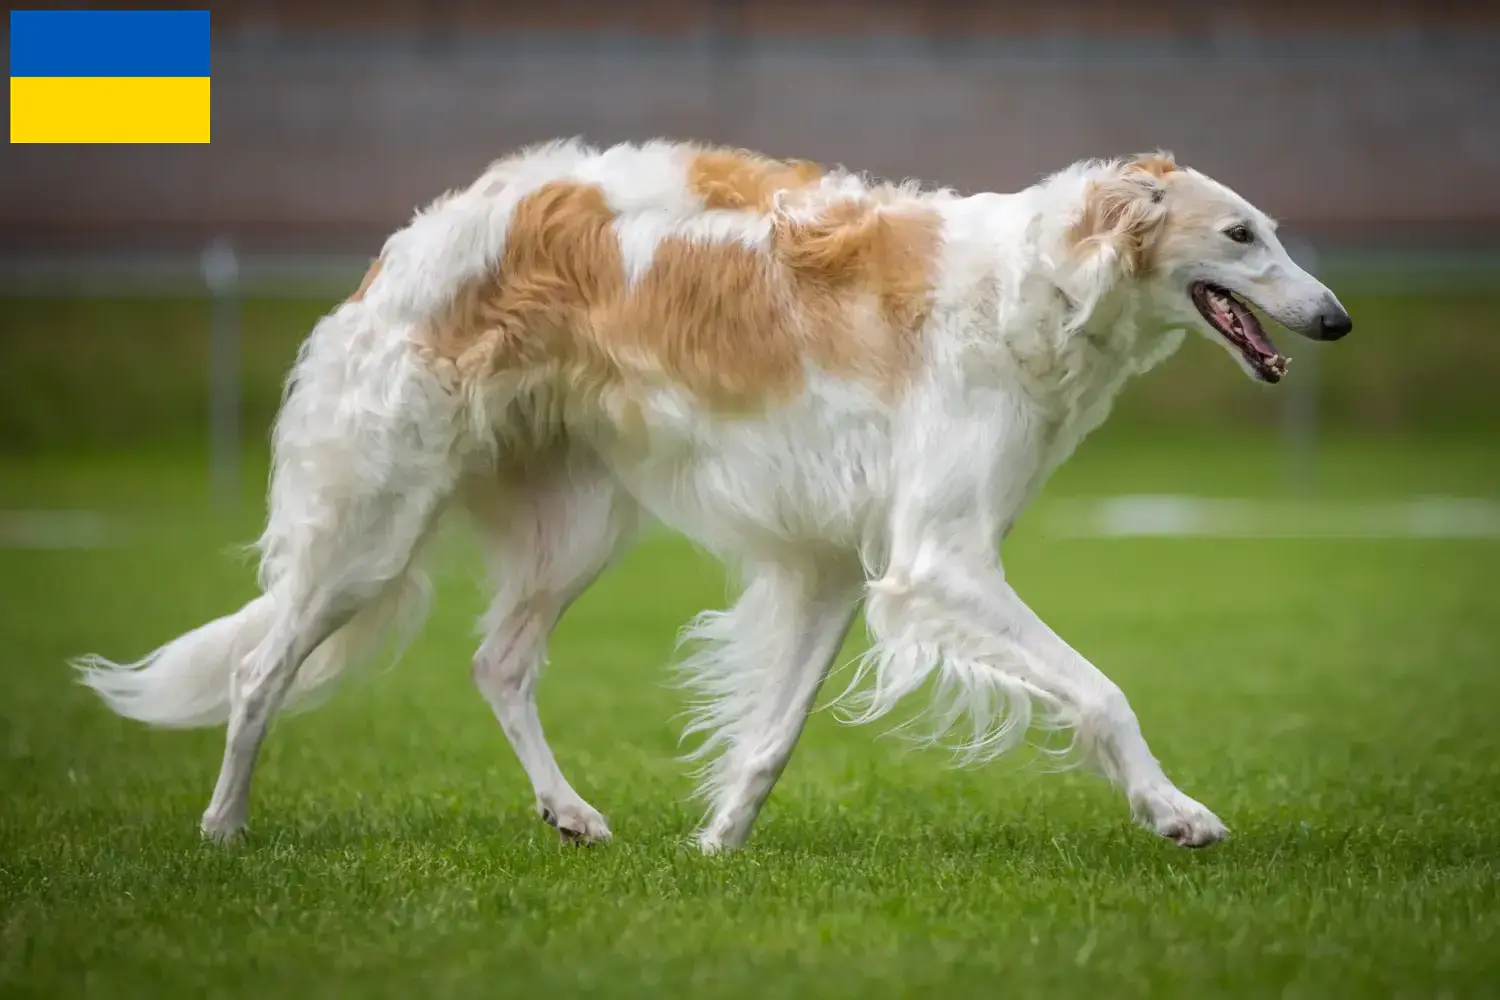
[76,139,1352,852]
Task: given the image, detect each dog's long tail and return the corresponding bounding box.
[73,253,454,729]
[73,571,429,729]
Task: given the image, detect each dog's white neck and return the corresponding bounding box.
[953,168,1187,428]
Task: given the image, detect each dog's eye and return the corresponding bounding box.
[1225,224,1254,244]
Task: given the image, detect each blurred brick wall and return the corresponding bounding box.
[3,0,1497,254]
[201,0,1500,38]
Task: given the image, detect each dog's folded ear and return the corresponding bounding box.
[1052,151,1177,331]
[1068,152,1176,278]
[1125,150,1179,184]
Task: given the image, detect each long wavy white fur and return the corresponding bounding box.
[672,571,799,804]
[829,575,1077,769]
[74,292,451,730]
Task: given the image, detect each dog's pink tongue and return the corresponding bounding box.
[1229,298,1280,358]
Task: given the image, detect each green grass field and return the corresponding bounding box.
[3,422,1498,998]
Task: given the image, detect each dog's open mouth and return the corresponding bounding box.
[1190,282,1288,383]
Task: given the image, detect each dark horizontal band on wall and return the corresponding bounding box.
[201,30,1500,67]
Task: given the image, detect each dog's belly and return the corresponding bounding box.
[585,382,895,561]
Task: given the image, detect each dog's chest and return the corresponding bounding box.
[1003,321,1186,527]
[1039,310,1184,422]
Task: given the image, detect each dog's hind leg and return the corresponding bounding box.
[198,301,467,841]
[464,450,639,843]
[199,493,449,842]
[679,559,863,853]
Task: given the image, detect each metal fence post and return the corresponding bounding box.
[202,237,242,513]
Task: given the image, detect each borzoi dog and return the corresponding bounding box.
[76,140,1352,852]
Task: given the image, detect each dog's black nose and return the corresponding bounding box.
[1317,308,1352,340]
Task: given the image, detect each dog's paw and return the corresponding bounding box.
[696,831,735,856]
[1131,786,1229,849]
[538,798,612,845]
[199,809,248,844]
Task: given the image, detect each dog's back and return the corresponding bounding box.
[361,139,950,434]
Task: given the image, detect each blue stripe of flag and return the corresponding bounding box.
[9,10,210,79]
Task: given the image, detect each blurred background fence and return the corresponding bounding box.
[2,0,1498,483]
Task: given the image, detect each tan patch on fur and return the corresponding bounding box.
[429,180,625,385]
[599,237,803,407]
[688,148,825,212]
[428,175,942,412]
[601,195,941,407]
[773,198,944,384]
[348,257,382,302]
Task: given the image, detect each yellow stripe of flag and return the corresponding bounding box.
[10,77,211,144]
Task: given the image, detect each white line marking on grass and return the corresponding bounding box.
[1040,496,1500,539]
[0,510,111,550]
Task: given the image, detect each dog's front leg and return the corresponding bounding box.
[683,562,864,853]
[863,400,1228,847]
[871,562,1227,847]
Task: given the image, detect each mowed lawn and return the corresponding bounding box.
[2,428,1497,998]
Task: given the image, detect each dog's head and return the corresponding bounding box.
[1066,152,1351,383]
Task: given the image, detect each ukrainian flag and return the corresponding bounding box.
[10,9,210,144]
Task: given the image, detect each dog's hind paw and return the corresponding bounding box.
[199,810,248,845]
[1131,786,1229,849]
